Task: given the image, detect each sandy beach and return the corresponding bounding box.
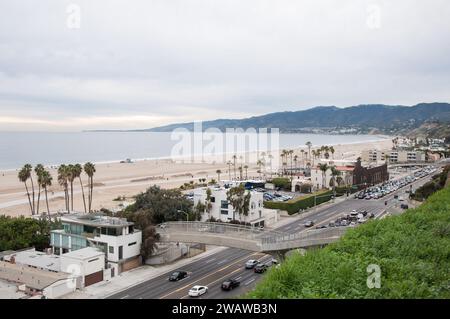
[0,139,392,217]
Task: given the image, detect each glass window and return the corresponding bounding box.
[51,233,61,246]
[109,246,114,254]
[62,235,70,248]
[221,210,228,215]
[221,200,228,209]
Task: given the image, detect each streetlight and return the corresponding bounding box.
[177,210,189,222]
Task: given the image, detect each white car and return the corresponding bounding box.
[188,285,208,297]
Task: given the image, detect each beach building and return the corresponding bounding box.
[50,213,142,274]
[193,187,279,227]
[362,149,426,163]
[0,247,107,298]
[310,159,389,190]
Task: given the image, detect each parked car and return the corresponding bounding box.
[221,278,241,291]
[169,271,188,281]
[400,204,409,209]
[245,259,259,269]
[254,263,268,273]
[188,285,208,297]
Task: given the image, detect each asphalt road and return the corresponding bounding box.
[108,168,438,300]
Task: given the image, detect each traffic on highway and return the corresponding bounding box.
[108,165,439,300]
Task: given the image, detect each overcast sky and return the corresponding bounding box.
[1,0,449,131]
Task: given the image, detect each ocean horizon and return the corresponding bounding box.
[0,131,388,171]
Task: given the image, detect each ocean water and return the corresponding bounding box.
[0,131,387,170]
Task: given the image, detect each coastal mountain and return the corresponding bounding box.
[146,102,450,134]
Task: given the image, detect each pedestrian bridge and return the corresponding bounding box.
[156,221,349,252]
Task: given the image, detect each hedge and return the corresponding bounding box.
[264,190,334,214]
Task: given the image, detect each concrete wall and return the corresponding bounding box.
[94,231,141,262]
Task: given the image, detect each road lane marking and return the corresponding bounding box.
[244,278,255,286]
[217,259,229,265]
[120,295,129,299]
[205,258,216,264]
[158,252,264,299]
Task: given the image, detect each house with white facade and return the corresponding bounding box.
[193,187,278,227]
[50,213,142,274]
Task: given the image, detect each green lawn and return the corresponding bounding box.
[247,186,450,298]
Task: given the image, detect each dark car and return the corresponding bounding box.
[400,204,409,209]
[221,278,241,291]
[254,263,268,273]
[169,271,188,281]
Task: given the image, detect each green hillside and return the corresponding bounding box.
[247,186,450,298]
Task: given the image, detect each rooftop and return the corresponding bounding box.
[3,249,60,272]
[62,247,104,260]
[60,213,133,228]
[0,261,72,291]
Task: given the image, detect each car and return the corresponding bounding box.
[169,270,188,281]
[188,285,208,297]
[221,278,241,290]
[304,221,315,227]
[245,259,259,269]
[400,204,409,209]
[316,225,327,229]
[254,263,268,273]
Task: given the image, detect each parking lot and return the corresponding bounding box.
[354,166,437,201]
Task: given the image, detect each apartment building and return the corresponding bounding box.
[362,149,426,163]
[50,213,142,274]
[193,187,278,227]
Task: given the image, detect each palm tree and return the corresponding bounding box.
[216,169,222,182]
[330,146,335,159]
[294,155,298,171]
[41,170,53,219]
[243,165,249,179]
[287,150,294,177]
[306,141,312,162]
[34,164,45,215]
[318,163,329,189]
[300,150,305,167]
[84,162,96,213]
[330,166,341,194]
[226,161,232,180]
[238,166,243,180]
[256,159,264,179]
[67,164,76,211]
[18,164,34,215]
[73,164,87,213]
[232,155,237,180]
[58,165,70,213]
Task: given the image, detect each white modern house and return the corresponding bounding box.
[193,187,279,227]
[50,213,142,274]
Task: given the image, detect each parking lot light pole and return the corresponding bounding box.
[177,210,189,222]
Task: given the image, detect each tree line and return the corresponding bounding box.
[17,162,96,217]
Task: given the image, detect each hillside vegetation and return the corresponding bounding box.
[247,186,450,298]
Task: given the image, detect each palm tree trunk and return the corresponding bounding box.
[89,177,93,212]
[45,187,50,220]
[30,175,35,215]
[70,181,74,211]
[24,182,33,215]
[79,176,87,213]
[36,185,41,216]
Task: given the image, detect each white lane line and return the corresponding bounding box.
[120,295,130,299]
[244,278,255,286]
[235,276,242,281]
[205,258,216,264]
[217,259,229,265]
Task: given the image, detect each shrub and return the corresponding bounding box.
[264,190,333,214]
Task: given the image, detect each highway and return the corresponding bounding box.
[108,168,437,300]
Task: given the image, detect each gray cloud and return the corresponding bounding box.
[0,0,450,130]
